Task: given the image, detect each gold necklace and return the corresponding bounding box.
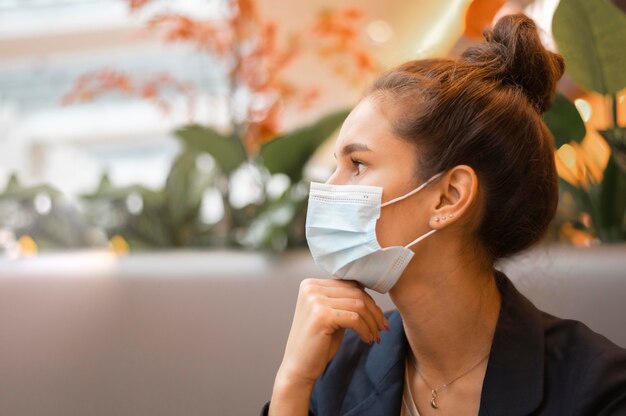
[408,351,490,409]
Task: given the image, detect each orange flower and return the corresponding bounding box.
[64,1,378,153]
[352,48,376,76]
[128,0,151,13]
[312,7,363,45]
[245,99,282,153]
[235,0,259,25]
[464,0,506,40]
[296,86,321,111]
[140,73,196,116]
[240,6,373,151]
[235,18,307,152]
[238,23,297,97]
[310,6,377,84]
[340,7,365,20]
[63,69,196,118]
[148,14,234,56]
[62,68,133,104]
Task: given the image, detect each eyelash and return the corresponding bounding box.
[351,158,365,175]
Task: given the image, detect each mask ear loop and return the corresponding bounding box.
[380,172,444,208]
[404,228,437,248]
[378,171,443,248]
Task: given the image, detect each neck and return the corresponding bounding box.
[388,240,501,385]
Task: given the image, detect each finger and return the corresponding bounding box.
[328,308,376,343]
[349,289,388,331]
[303,278,361,288]
[300,279,387,332]
[355,287,389,329]
[360,290,390,330]
[318,286,388,331]
[298,279,360,300]
[322,297,381,341]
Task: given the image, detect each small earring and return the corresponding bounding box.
[448,214,453,219]
[434,217,440,223]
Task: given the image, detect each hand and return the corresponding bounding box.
[276,278,390,388]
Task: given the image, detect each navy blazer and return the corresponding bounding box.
[261,270,626,415]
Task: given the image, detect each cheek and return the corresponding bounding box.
[374,214,393,247]
[375,206,414,247]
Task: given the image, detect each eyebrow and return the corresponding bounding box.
[334,143,372,158]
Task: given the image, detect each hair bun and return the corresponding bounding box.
[460,13,565,114]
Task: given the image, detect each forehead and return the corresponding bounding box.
[335,96,414,156]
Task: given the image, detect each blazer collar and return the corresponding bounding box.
[343,269,545,416]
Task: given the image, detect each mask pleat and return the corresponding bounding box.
[312,239,380,275]
[307,227,378,257]
[305,203,379,232]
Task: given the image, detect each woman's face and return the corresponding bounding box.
[326,96,436,249]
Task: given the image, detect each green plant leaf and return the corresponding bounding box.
[81,173,162,204]
[596,128,626,241]
[259,109,351,182]
[598,127,626,174]
[543,93,586,147]
[237,183,308,250]
[175,124,247,174]
[0,173,62,200]
[552,0,626,95]
[597,155,626,241]
[163,150,215,246]
[126,204,174,248]
[559,178,597,225]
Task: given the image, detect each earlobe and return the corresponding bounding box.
[430,213,455,229]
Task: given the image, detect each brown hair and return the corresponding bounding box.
[365,13,565,261]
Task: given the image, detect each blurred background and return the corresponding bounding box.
[0,0,625,415]
[1,0,625,255]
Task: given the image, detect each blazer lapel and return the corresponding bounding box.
[340,309,408,416]
[479,270,545,415]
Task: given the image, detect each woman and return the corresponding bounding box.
[261,13,626,415]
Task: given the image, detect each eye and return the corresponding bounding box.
[351,158,366,176]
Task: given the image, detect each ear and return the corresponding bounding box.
[428,165,479,230]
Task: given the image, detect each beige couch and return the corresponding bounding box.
[0,244,624,415]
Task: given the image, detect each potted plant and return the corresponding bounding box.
[61,0,378,251]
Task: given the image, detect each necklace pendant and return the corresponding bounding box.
[430,389,439,409]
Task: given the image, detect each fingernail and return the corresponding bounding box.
[384,323,391,331]
[377,337,381,344]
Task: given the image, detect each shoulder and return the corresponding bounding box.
[540,309,626,370]
[541,309,625,357]
[539,310,626,413]
[483,269,626,414]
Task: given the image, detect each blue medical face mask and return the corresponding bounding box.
[305,172,443,293]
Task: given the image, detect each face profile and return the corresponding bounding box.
[326,96,448,250]
[305,161,442,293]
